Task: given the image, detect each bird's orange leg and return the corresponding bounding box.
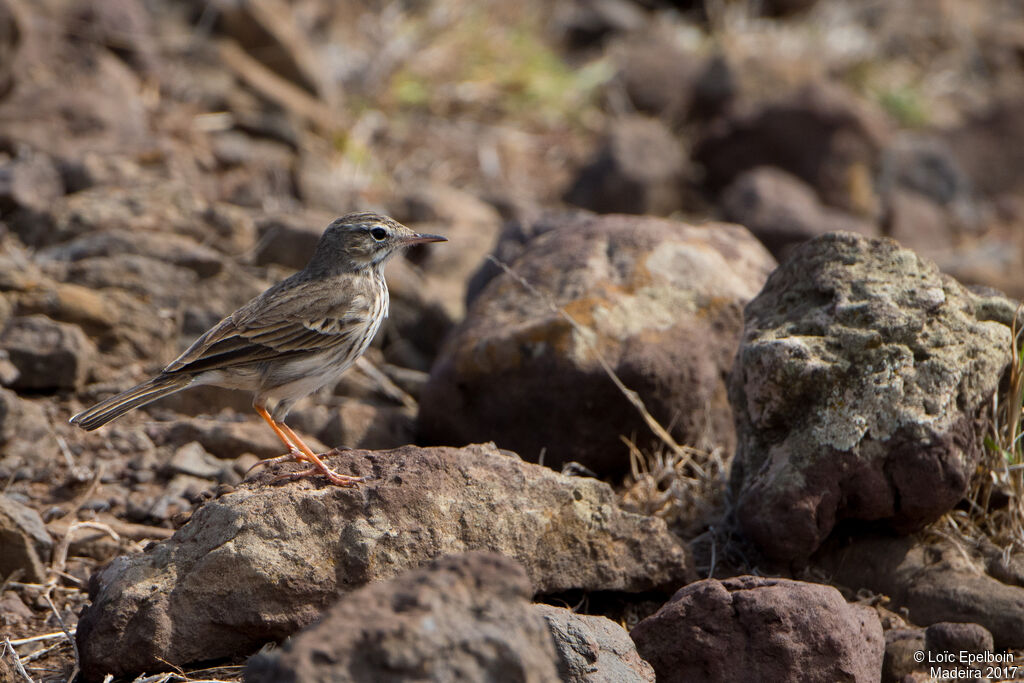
[248,402,363,486]
[276,422,364,487]
[246,403,307,475]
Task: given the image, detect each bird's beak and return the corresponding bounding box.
[400,233,448,246]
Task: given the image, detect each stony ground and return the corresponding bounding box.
[2,0,1024,681]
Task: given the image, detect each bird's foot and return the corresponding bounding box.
[264,447,364,486]
[246,447,304,476]
[272,465,365,487]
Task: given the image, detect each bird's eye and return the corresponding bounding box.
[369,227,388,241]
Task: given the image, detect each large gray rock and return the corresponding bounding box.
[76,444,692,679]
[729,232,1012,560]
[420,213,775,476]
[630,576,884,683]
[0,494,52,583]
[245,553,561,683]
[0,314,96,391]
[536,604,655,682]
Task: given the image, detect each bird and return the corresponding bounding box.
[70,212,446,486]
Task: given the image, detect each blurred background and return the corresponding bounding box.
[3,0,1024,297]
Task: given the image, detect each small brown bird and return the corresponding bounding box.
[70,212,446,486]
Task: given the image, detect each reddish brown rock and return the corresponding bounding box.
[720,166,877,258]
[245,553,561,683]
[565,116,687,216]
[815,534,1024,650]
[0,494,52,583]
[630,576,884,683]
[76,444,692,679]
[695,82,888,217]
[420,212,775,476]
[0,314,95,391]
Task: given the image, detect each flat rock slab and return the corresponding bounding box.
[77,444,693,679]
[245,552,562,683]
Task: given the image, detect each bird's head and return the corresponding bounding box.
[310,212,447,273]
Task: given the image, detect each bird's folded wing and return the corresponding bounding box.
[162,315,366,375]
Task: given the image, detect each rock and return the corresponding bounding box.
[0,150,64,214]
[536,604,655,682]
[0,0,21,100]
[317,399,415,451]
[760,0,819,16]
[630,576,884,683]
[694,82,888,217]
[814,534,1024,650]
[61,254,199,308]
[0,387,50,445]
[420,213,775,476]
[254,210,336,270]
[883,628,925,682]
[0,590,34,624]
[948,97,1024,199]
[150,417,322,460]
[15,282,121,336]
[564,116,686,216]
[554,0,647,50]
[720,166,877,259]
[214,0,336,104]
[615,38,702,126]
[245,553,561,683]
[879,134,975,210]
[882,188,955,255]
[0,314,96,391]
[0,35,149,160]
[0,494,53,583]
[387,183,504,320]
[729,233,1011,560]
[40,229,224,279]
[76,444,693,678]
[69,0,155,73]
[925,622,994,657]
[168,441,225,480]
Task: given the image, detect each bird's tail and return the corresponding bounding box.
[70,375,193,431]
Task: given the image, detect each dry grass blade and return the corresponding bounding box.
[2,636,36,683]
[949,304,1024,553]
[7,632,74,648]
[484,255,689,463]
[49,521,120,583]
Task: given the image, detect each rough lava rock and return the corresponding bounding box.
[630,576,884,683]
[76,444,692,679]
[729,232,1012,560]
[536,603,655,682]
[0,314,96,391]
[0,494,53,583]
[695,82,888,217]
[420,212,776,475]
[720,166,877,259]
[564,116,687,216]
[814,534,1024,650]
[245,552,561,683]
